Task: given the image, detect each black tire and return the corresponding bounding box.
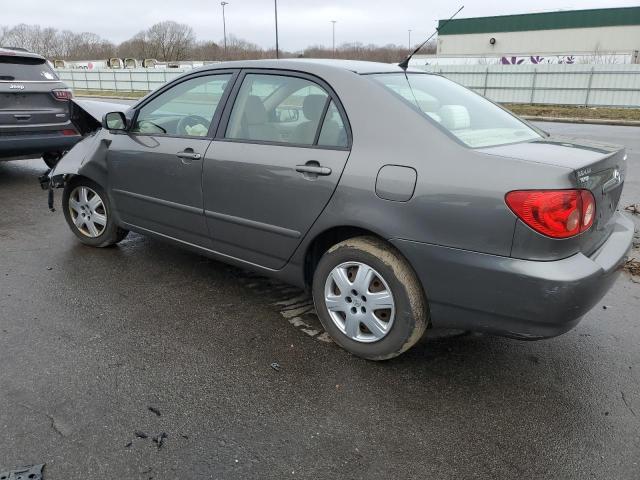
[43,152,62,169]
[312,236,429,361]
[62,177,129,247]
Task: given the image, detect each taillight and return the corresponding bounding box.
[505,189,595,239]
[61,129,78,136]
[52,89,73,101]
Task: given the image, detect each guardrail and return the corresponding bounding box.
[56,64,640,107]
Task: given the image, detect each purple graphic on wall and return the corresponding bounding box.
[558,55,575,64]
[501,56,525,65]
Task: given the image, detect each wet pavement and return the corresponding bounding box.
[1,122,639,479]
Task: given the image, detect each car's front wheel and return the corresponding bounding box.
[62,178,129,247]
[312,236,429,360]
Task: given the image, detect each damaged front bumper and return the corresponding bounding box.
[39,98,129,210]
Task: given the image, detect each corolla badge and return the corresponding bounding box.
[9,84,25,90]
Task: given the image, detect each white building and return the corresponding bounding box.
[418,6,640,65]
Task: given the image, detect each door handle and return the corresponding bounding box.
[176,150,202,161]
[295,163,332,176]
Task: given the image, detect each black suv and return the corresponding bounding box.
[1,47,81,168]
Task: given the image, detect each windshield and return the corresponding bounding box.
[371,73,541,148]
[0,55,59,81]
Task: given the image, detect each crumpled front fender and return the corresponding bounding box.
[48,129,112,188]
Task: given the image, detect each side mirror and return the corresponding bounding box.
[103,111,127,131]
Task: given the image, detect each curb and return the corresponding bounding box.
[522,116,640,127]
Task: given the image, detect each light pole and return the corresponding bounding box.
[221,2,228,58]
[274,0,279,59]
[331,20,337,58]
[408,29,412,49]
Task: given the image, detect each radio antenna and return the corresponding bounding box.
[398,5,464,70]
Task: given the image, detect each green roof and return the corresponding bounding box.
[438,6,640,35]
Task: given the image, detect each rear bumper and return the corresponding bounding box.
[391,212,634,339]
[0,132,81,159]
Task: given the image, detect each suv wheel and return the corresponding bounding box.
[62,178,129,247]
[43,152,62,169]
[312,236,429,360]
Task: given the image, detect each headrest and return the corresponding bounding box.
[244,95,268,125]
[439,105,471,130]
[303,95,326,122]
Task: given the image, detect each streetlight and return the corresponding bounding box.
[408,29,412,49]
[331,20,337,58]
[274,0,279,59]
[221,1,228,58]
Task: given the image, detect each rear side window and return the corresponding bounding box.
[0,56,59,81]
[318,101,348,147]
[371,73,541,148]
[225,73,349,148]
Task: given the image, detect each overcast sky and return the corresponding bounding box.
[2,0,638,51]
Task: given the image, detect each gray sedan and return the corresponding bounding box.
[48,59,633,360]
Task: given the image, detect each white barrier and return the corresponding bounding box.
[56,64,640,107]
[420,64,640,107]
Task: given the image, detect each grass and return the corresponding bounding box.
[74,89,147,99]
[504,104,640,121]
[73,89,640,121]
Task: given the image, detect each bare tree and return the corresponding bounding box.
[1,21,439,64]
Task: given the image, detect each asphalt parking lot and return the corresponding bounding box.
[1,120,639,479]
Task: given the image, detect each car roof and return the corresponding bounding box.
[197,58,424,75]
[0,47,46,61]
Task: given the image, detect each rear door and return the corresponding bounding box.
[203,70,351,269]
[0,53,70,130]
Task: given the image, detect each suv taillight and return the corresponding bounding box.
[505,189,595,239]
[52,88,73,101]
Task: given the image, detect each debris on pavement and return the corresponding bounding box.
[624,204,640,215]
[270,362,281,371]
[0,464,45,480]
[623,258,640,277]
[152,432,168,450]
[45,266,52,271]
[134,430,148,439]
[147,406,161,417]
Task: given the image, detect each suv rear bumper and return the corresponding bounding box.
[0,131,81,159]
[391,212,634,339]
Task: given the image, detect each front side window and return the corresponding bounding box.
[371,73,541,148]
[225,73,348,147]
[132,74,232,137]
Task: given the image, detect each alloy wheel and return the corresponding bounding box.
[68,186,107,238]
[323,261,395,343]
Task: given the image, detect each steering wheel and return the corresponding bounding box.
[177,115,211,136]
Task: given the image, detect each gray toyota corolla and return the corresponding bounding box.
[48,59,633,360]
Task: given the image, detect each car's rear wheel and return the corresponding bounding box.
[62,178,129,247]
[312,236,428,360]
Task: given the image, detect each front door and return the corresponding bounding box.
[108,72,236,247]
[203,71,351,269]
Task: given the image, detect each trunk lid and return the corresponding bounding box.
[479,136,627,258]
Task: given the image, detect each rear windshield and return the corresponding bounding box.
[0,56,59,81]
[371,73,541,148]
